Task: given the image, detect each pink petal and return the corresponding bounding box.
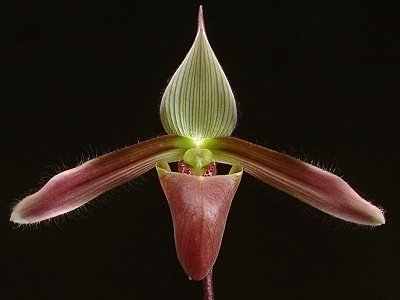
[11,135,193,224]
[157,162,243,280]
[203,137,385,226]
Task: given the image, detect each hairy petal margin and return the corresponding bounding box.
[203,137,385,226]
[11,135,194,224]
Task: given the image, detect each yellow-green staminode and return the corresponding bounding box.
[183,148,214,175]
[160,6,237,139]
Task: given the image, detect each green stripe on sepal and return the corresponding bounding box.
[160,6,237,139]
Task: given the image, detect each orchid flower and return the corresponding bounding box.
[11,6,384,283]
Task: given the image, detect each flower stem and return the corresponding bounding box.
[202,268,214,300]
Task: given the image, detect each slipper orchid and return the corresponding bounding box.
[11,6,384,283]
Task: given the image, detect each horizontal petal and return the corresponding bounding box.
[160,6,237,138]
[203,137,385,226]
[11,135,195,224]
[157,162,243,280]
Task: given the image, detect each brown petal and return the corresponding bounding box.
[157,162,242,280]
[11,135,194,224]
[203,137,385,226]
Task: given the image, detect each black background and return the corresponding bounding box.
[2,1,399,299]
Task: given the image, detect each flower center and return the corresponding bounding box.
[178,161,217,176]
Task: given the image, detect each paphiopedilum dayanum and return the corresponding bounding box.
[11,6,384,282]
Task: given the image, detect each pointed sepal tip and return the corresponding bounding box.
[160,5,237,139]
